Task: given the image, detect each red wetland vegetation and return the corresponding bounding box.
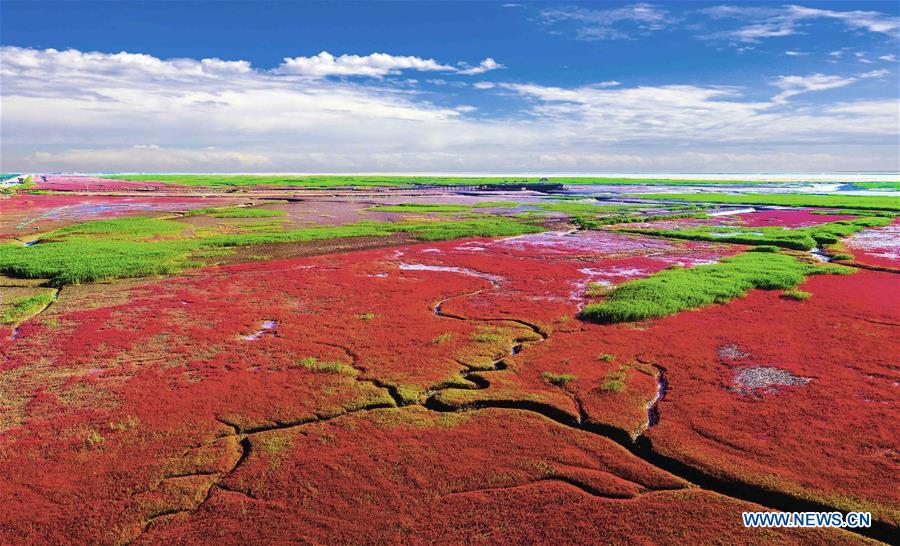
[34,175,187,192]
[0,193,239,238]
[0,183,897,545]
[842,219,900,270]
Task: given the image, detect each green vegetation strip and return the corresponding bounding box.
[105,174,900,189]
[851,181,900,190]
[601,365,630,392]
[368,201,519,213]
[633,192,899,211]
[810,209,896,218]
[371,200,654,223]
[575,211,708,230]
[2,290,55,325]
[541,372,576,387]
[535,201,636,215]
[620,217,890,251]
[298,357,357,376]
[188,206,287,218]
[0,215,541,286]
[510,199,709,229]
[580,249,852,324]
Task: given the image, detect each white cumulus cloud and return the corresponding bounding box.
[456,58,504,75]
[1,46,897,173]
[273,51,502,78]
[274,51,453,77]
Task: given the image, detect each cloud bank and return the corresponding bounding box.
[273,51,501,78]
[1,46,897,173]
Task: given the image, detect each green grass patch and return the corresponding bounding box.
[586,282,612,297]
[805,217,892,245]
[2,291,55,324]
[850,181,900,190]
[203,206,286,218]
[581,250,852,324]
[107,174,423,188]
[369,203,473,213]
[85,430,105,447]
[371,201,521,213]
[536,201,634,215]
[810,209,896,218]
[541,372,576,387]
[108,174,883,188]
[297,357,358,376]
[256,430,294,456]
[782,289,812,300]
[222,221,289,233]
[472,201,521,208]
[404,216,541,241]
[554,177,773,186]
[107,174,561,188]
[575,212,708,230]
[393,384,421,405]
[431,332,452,345]
[512,199,709,230]
[601,365,630,392]
[635,192,900,211]
[109,415,139,432]
[0,214,541,286]
[621,217,891,251]
[357,312,376,320]
[200,216,540,246]
[0,239,198,286]
[598,353,616,362]
[50,217,188,239]
[472,326,503,343]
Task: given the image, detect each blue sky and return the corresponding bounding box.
[1,1,898,173]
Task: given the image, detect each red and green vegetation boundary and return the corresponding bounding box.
[633,192,900,211]
[1,290,56,325]
[103,174,900,189]
[367,201,521,213]
[581,248,852,323]
[0,214,543,285]
[619,216,892,250]
[0,175,34,194]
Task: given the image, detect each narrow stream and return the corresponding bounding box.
[809,247,832,262]
[646,369,668,428]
